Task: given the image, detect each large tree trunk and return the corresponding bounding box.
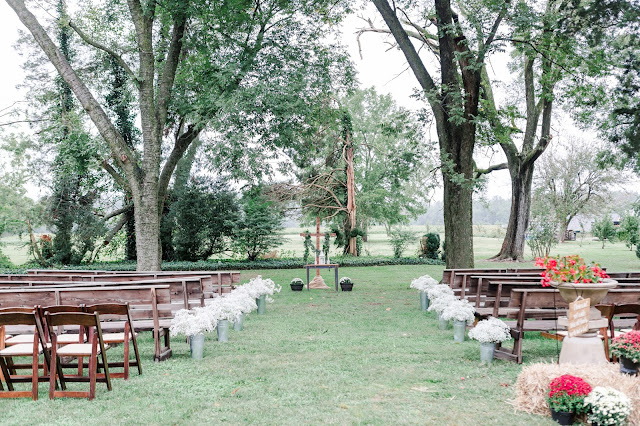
[442,176,475,268]
[133,188,162,271]
[492,163,535,260]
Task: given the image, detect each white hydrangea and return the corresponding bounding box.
[584,387,632,426]
[426,284,454,301]
[440,299,476,323]
[427,294,457,314]
[468,317,512,343]
[409,274,439,292]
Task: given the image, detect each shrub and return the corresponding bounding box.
[420,233,440,259]
[618,215,640,251]
[389,228,415,258]
[172,179,239,262]
[231,189,284,261]
[592,215,617,249]
[526,214,558,258]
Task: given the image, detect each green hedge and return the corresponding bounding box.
[6,256,443,273]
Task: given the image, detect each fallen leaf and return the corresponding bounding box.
[500,383,510,388]
[460,377,465,381]
[214,403,221,407]
[339,404,348,409]
[386,307,391,311]
[231,388,240,395]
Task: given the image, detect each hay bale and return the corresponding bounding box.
[512,363,640,425]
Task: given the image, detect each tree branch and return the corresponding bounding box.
[102,204,133,221]
[100,158,130,192]
[158,125,202,201]
[103,213,129,245]
[156,14,187,136]
[67,20,139,85]
[475,162,508,178]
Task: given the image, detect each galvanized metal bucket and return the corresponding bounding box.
[453,320,466,342]
[256,294,266,315]
[480,342,496,364]
[420,292,430,311]
[217,319,230,342]
[233,313,244,331]
[438,314,450,330]
[189,334,205,360]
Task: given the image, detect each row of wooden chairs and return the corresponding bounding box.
[0,303,142,400]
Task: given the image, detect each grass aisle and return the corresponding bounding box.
[4,265,558,425]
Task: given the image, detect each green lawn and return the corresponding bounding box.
[3,265,560,425]
[0,231,638,424]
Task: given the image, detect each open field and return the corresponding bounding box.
[3,225,639,272]
[2,265,559,425]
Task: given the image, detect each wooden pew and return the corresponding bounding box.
[441,268,543,286]
[0,286,174,361]
[21,270,241,296]
[0,277,205,310]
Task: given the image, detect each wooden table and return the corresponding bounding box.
[305,264,339,291]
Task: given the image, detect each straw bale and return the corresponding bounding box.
[512,363,640,425]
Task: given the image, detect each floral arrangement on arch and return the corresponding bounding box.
[535,254,609,286]
[546,374,592,414]
[440,299,475,323]
[409,275,439,292]
[610,330,640,363]
[584,386,631,425]
[468,317,512,344]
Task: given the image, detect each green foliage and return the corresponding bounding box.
[232,189,284,261]
[592,215,618,249]
[356,236,363,257]
[302,232,313,264]
[618,215,640,251]
[171,179,239,262]
[389,228,415,258]
[323,232,331,258]
[526,213,559,259]
[420,233,441,259]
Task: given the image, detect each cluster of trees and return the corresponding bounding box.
[2,0,640,269]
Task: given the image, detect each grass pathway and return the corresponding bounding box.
[3,265,557,425]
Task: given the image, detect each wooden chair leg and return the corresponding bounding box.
[89,335,97,400]
[0,357,13,391]
[600,327,610,361]
[132,335,142,375]
[124,325,130,380]
[49,341,58,400]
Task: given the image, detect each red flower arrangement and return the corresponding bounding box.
[535,254,609,287]
[547,374,592,413]
[611,331,640,363]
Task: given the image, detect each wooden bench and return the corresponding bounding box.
[493,288,640,363]
[441,268,543,286]
[0,278,205,310]
[0,286,174,361]
[20,270,241,297]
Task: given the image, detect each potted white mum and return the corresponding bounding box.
[440,299,475,342]
[584,387,632,426]
[468,317,512,364]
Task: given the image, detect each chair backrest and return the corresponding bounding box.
[0,311,38,326]
[46,311,100,328]
[41,305,85,315]
[0,306,38,314]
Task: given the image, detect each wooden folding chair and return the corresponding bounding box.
[46,311,111,400]
[85,303,142,379]
[0,311,59,400]
[599,303,640,362]
[2,306,40,347]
